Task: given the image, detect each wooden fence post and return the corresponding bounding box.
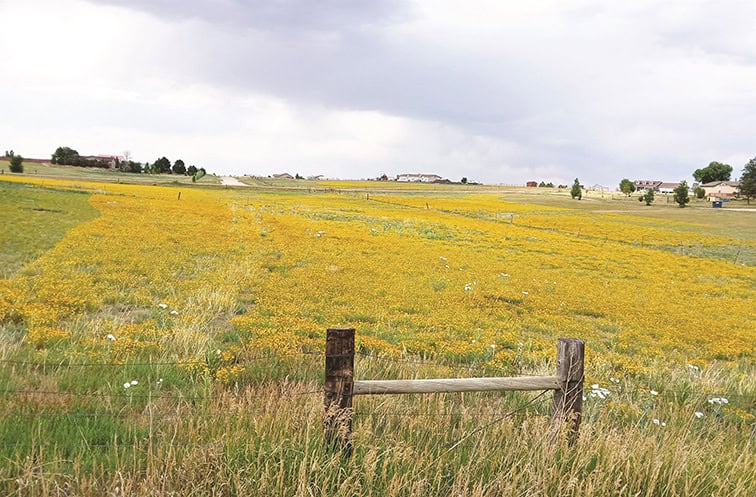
[324,328,355,454]
[552,338,584,444]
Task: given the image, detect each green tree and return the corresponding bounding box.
[570,178,582,200]
[694,186,706,199]
[9,153,23,173]
[693,161,732,184]
[673,181,690,208]
[51,146,80,165]
[154,157,171,174]
[619,178,636,196]
[172,159,186,175]
[638,189,655,206]
[187,165,198,176]
[461,177,468,184]
[739,157,756,205]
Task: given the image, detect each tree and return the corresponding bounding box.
[739,157,756,205]
[187,165,198,176]
[545,182,554,188]
[570,178,582,200]
[693,161,732,184]
[619,178,636,196]
[638,189,654,206]
[673,181,690,208]
[154,157,171,174]
[461,177,468,184]
[538,181,546,187]
[172,159,186,175]
[9,152,23,173]
[694,186,706,199]
[51,146,80,165]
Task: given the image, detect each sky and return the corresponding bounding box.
[1,0,754,185]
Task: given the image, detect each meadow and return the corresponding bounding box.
[0,170,753,496]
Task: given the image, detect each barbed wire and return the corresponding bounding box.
[0,388,323,401]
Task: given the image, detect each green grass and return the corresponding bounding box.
[0,182,99,277]
[0,160,221,186]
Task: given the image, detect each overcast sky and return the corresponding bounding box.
[1,0,754,185]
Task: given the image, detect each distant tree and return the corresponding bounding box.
[693,161,732,184]
[545,182,554,188]
[570,178,582,200]
[295,173,303,179]
[51,146,80,165]
[9,153,23,173]
[694,186,706,199]
[187,165,198,176]
[192,168,206,183]
[172,159,186,175]
[619,178,636,196]
[461,177,468,184]
[638,189,655,206]
[673,181,690,208]
[739,157,756,205]
[154,157,171,174]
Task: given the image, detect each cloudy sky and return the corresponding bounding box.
[1,0,754,185]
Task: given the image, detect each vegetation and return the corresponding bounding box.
[693,161,732,184]
[0,174,753,495]
[9,152,23,173]
[739,157,756,204]
[673,181,690,207]
[694,186,706,199]
[570,178,582,200]
[638,188,654,206]
[619,178,635,196]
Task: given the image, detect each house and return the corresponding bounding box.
[273,173,294,179]
[591,184,610,192]
[701,181,740,201]
[657,182,680,194]
[396,173,443,182]
[81,154,123,168]
[634,180,663,192]
[307,175,325,181]
[526,181,538,187]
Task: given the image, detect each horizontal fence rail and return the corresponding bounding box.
[353,376,562,395]
[324,328,584,454]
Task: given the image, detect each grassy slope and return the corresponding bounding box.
[0,181,99,277]
[0,175,752,496]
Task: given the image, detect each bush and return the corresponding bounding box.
[694,187,706,199]
[9,154,23,173]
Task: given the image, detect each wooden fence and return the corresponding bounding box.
[324,328,584,452]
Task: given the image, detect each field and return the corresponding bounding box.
[0,170,754,496]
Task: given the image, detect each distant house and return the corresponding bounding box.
[591,184,610,192]
[526,181,538,187]
[657,182,680,194]
[701,181,740,201]
[307,175,325,181]
[81,154,123,168]
[273,173,294,179]
[634,180,663,192]
[396,173,443,183]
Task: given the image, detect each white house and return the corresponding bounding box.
[396,173,443,183]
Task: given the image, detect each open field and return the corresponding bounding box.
[0,174,753,496]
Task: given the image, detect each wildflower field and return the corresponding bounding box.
[0,172,753,496]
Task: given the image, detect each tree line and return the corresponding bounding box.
[51,147,206,180]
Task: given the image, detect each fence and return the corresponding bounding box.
[324,328,584,453]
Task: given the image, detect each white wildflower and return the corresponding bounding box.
[158,303,168,309]
[169,310,179,316]
[650,390,658,396]
[708,397,728,405]
[490,344,496,349]
[439,256,447,262]
[106,334,116,341]
[123,383,131,389]
[499,273,510,278]
[464,284,472,291]
[315,231,326,237]
[522,291,529,295]
[687,364,700,372]
[694,412,704,418]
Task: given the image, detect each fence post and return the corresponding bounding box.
[552,338,584,444]
[324,328,355,454]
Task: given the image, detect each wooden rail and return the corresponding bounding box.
[324,328,584,453]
